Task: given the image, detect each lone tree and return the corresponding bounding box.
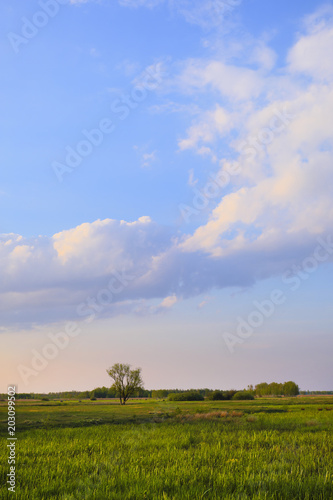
[106,363,144,405]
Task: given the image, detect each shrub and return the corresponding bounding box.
[224,390,238,400]
[168,391,204,402]
[41,397,49,401]
[232,391,254,400]
[207,390,226,401]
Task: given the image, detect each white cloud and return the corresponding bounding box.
[249,43,276,71]
[197,296,213,309]
[178,59,264,101]
[160,6,329,260]
[142,151,157,168]
[181,83,333,257]
[0,217,174,324]
[1,209,332,329]
[288,7,333,81]
[302,4,333,35]
[179,105,234,152]
[159,295,178,308]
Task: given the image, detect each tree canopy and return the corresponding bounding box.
[255,381,299,397]
[106,363,144,405]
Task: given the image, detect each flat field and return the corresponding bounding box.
[0,397,333,499]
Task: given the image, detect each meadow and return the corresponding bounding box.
[0,397,333,499]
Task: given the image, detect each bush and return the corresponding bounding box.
[41,397,49,401]
[168,391,204,402]
[207,390,226,401]
[90,397,97,401]
[17,393,32,399]
[223,390,237,400]
[232,391,254,400]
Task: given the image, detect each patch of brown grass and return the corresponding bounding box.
[230,411,243,418]
[176,410,246,421]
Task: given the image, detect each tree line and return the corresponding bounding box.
[0,364,303,404]
[1,380,301,403]
[255,381,299,396]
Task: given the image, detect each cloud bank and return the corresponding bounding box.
[2,5,333,328]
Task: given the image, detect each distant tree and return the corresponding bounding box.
[91,386,109,399]
[168,391,204,401]
[134,387,151,398]
[207,390,226,401]
[255,381,299,397]
[152,389,169,399]
[17,393,32,399]
[232,391,254,400]
[255,383,269,396]
[79,391,90,399]
[269,382,283,396]
[107,387,117,398]
[224,390,238,400]
[106,363,144,405]
[283,381,299,396]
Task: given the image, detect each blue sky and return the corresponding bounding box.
[1,0,332,392]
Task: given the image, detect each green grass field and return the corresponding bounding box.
[1,397,333,499]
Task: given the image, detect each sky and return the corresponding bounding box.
[1,0,333,393]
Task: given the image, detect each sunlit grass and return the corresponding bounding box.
[0,397,332,499]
